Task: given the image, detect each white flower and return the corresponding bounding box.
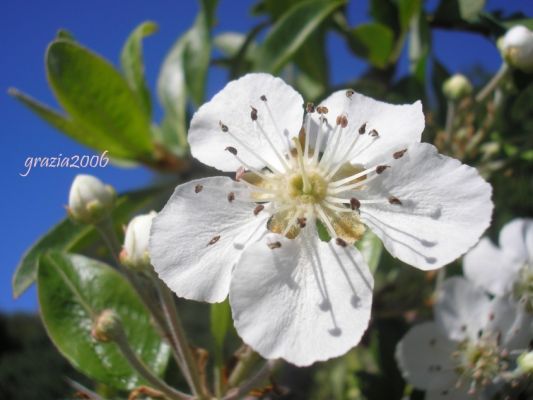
[443,74,473,100]
[501,25,533,73]
[149,73,492,366]
[120,211,157,270]
[396,277,532,399]
[464,218,533,312]
[68,174,116,224]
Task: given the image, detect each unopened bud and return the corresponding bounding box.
[120,211,157,271]
[517,351,533,374]
[68,175,116,224]
[91,309,121,342]
[443,74,473,100]
[501,25,533,73]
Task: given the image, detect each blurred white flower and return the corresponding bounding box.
[464,218,533,312]
[68,174,116,224]
[501,25,533,73]
[443,74,473,100]
[396,277,532,399]
[150,73,492,366]
[120,211,157,270]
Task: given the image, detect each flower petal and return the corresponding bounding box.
[434,277,492,342]
[395,322,457,391]
[358,142,493,270]
[229,231,373,366]
[463,238,521,297]
[311,90,424,166]
[425,387,471,400]
[189,73,304,172]
[486,296,533,350]
[149,177,269,303]
[499,218,533,264]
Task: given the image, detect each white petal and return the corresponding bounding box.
[311,90,424,166]
[425,387,472,400]
[189,73,304,172]
[395,322,457,391]
[359,142,493,270]
[229,231,373,366]
[463,238,520,297]
[486,296,533,350]
[434,277,492,342]
[499,218,533,264]
[149,177,268,303]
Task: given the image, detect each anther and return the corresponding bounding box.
[317,106,329,114]
[225,146,238,155]
[260,95,267,101]
[254,204,265,216]
[350,198,361,210]
[369,129,379,137]
[306,102,315,113]
[297,217,307,228]
[393,149,407,159]
[235,166,246,181]
[267,241,282,249]
[359,123,367,134]
[346,89,355,98]
[336,115,348,128]
[207,235,220,246]
[376,165,390,174]
[227,192,235,202]
[195,184,203,193]
[336,238,347,247]
[388,196,402,205]
[219,121,228,132]
[250,106,258,121]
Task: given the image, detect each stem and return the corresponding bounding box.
[66,378,104,400]
[444,99,456,152]
[154,277,208,400]
[94,216,122,265]
[435,268,446,292]
[227,346,261,388]
[223,360,280,400]
[475,63,509,103]
[114,327,193,400]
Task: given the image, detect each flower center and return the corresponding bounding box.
[514,265,533,312]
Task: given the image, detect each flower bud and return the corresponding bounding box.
[518,351,533,374]
[91,309,121,342]
[68,174,116,224]
[120,211,157,271]
[442,74,473,100]
[501,25,533,73]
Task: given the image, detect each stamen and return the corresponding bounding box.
[359,123,366,134]
[254,120,290,171]
[306,102,315,113]
[393,149,407,159]
[388,196,402,205]
[260,95,292,154]
[225,147,272,180]
[376,165,390,174]
[328,173,382,194]
[329,165,375,187]
[207,235,221,246]
[297,217,307,228]
[346,89,355,98]
[250,106,258,121]
[315,204,337,238]
[350,197,360,210]
[292,138,312,193]
[267,241,282,250]
[336,237,347,247]
[254,204,265,216]
[318,123,342,169]
[227,192,235,202]
[312,116,327,165]
[369,129,379,137]
[194,184,203,193]
[304,114,312,160]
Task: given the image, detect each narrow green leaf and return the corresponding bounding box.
[12,187,168,298]
[214,32,257,59]
[349,23,395,69]
[253,0,346,73]
[210,300,231,365]
[38,252,170,390]
[120,21,158,116]
[502,18,533,30]
[398,0,422,31]
[356,231,383,274]
[46,40,155,161]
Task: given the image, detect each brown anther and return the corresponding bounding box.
[306,102,315,113]
[250,106,258,121]
[267,241,282,250]
[260,95,267,101]
[388,196,402,205]
[346,89,355,98]
[376,165,390,174]
[358,123,367,134]
[350,197,361,210]
[336,115,348,128]
[393,149,407,159]
[317,105,329,114]
[335,237,347,247]
[219,121,228,132]
[227,192,235,202]
[297,217,307,228]
[253,204,265,216]
[207,235,220,246]
[235,166,246,181]
[194,184,203,193]
[369,129,379,137]
[225,146,238,155]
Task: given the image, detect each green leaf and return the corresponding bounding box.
[38,252,170,390]
[157,1,218,154]
[356,231,383,274]
[46,39,155,161]
[214,32,257,59]
[253,0,345,74]
[349,23,395,69]
[120,21,158,116]
[435,0,486,23]
[398,0,422,31]
[12,187,168,298]
[502,18,533,30]
[56,29,75,41]
[210,300,231,365]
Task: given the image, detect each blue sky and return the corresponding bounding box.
[1,0,531,313]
